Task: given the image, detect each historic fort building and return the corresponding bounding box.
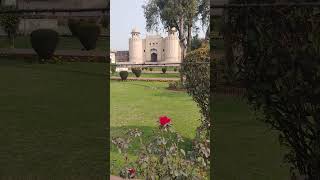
[129,27,182,64]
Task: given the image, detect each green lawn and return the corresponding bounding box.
[213,95,290,180]
[112,72,180,78]
[0,59,108,177]
[0,36,108,51]
[110,80,201,176]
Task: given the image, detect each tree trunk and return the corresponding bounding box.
[205,26,210,42]
[179,17,186,84]
[187,24,192,52]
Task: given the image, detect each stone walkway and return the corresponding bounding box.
[110,76,180,82]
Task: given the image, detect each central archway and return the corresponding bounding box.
[151,53,157,62]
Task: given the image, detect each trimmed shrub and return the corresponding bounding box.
[68,19,79,37]
[168,81,184,90]
[30,29,59,63]
[76,22,101,50]
[119,71,128,81]
[182,43,210,168]
[149,67,153,71]
[174,67,178,72]
[131,67,142,77]
[162,67,167,74]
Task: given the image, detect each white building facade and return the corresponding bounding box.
[129,27,182,64]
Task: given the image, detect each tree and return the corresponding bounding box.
[191,33,203,50]
[197,0,210,40]
[143,0,203,83]
[0,6,20,48]
[226,2,320,179]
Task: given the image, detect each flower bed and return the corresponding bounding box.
[112,116,208,179]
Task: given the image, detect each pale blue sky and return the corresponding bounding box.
[110,0,206,50]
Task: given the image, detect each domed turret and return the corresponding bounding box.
[165,27,179,63]
[129,27,143,64]
[132,27,140,34]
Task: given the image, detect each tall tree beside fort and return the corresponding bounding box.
[143,0,209,82]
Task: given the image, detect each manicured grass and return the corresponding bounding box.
[212,95,290,179]
[0,36,108,51]
[112,72,180,78]
[110,81,201,176]
[0,59,108,177]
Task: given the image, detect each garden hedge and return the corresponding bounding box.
[131,67,142,77]
[119,71,128,81]
[76,22,101,50]
[30,29,59,63]
[162,67,167,74]
[182,43,210,167]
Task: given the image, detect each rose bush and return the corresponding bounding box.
[112,116,208,179]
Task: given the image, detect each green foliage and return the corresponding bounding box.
[168,81,184,90]
[68,19,79,37]
[228,5,320,178]
[149,67,153,71]
[182,43,210,168]
[30,29,59,63]
[100,16,108,29]
[161,67,167,74]
[76,22,101,50]
[174,67,178,72]
[112,121,207,179]
[143,0,199,51]
[110,63,116,74]
[131,67,142,78]
[119,71,128,81]
[0,6,20,47]
[191,34,203,50]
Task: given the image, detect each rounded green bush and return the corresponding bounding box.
[132,67,142,77]
[30,29,59,63]
[162,67,167,74]
[149,67,153,71]
[76,22,101,50]
[174,67,178,72]
[119,71,128,80]
[68,19,80,37]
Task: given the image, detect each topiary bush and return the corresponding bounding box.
[30,29,59,63]
[182,43,210,170]
[119,71,128,81]
[162,67,167,74]
[149,67,153,71]
[132,67,142,78]
[174,67,178,72]
[76,22,101,50]
[68,19,80,37]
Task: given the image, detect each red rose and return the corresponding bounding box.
[128,168,136,176]
[159,116,171,126]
